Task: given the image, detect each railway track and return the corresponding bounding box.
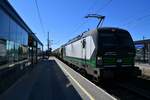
[97,76,150,100]
[58,57,150,100]
[98,80,150,100]
[114,81,150,100]
[80,71,150,100]
[76,68,150,99]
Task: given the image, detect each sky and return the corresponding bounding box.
[9,0,150,50]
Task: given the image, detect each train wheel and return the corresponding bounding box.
[80,69,87,78]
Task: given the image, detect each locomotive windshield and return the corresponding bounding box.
[101,33,117,48]
[99,29,135,52]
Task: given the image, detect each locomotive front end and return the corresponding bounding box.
[97,28,141,79]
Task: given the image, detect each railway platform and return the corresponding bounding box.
[0,59,81,100]
[0,57,116,100]
[135,63,150,77]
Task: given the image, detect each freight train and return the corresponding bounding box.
[53,27,141,80]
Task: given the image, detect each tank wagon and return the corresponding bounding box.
[54,27,141,80]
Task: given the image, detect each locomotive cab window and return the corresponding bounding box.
[98,30,135,52]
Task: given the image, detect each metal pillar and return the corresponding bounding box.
[143,43,146,63]
[148,43,150,64]
[47,32,49,50]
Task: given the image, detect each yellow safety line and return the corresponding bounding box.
[55,58,95,100]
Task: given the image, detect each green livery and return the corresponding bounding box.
[53,27,141,79]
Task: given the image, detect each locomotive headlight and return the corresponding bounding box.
[97,57,103,65]
[117,59,122,63]
[97,57,102,60]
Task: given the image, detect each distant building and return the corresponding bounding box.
[134,39,150,64]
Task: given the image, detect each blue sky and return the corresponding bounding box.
[9,0,150,50]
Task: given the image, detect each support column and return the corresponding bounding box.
[148,43,150,65]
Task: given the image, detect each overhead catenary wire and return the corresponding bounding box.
[34,0,45,34]
[72,0,113,34]
[72,0,99,34]
[86,0,100,14]
[71,20,89,35]
[122,14,150,27]
[95,0,112,13]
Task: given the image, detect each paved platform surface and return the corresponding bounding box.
[136,63,150,68]
[136,63,150,77]
[0,59,81,100]
[53,57,116,100]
